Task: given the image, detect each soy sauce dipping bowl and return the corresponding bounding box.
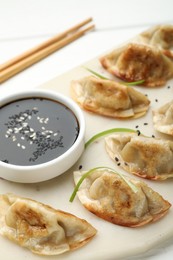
[0,89,85,183]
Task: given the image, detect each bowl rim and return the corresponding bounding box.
[0,88,85,170]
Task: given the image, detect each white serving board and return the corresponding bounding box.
[1,42,173,260]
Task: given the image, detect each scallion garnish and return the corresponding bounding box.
[69,166,138,202]
[84,67,145,86]
[123,80,145,86]
[83,67,109,80]
[85,128,136,149]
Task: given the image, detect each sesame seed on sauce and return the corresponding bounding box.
[0,98,79,166]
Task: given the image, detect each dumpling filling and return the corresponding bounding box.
[73,169,171,227]
[105,133,173,180]
[153,100,173,136]
[100,43,173,87]
[0,193,97,255]
[71,76,150,118]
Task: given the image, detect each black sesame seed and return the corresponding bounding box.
[144,123,148,125]
[79,165,83,170]
[137,130,141,136]
[167,86,171,89]
[155,99,158,102]
[115,157,119,162]
[152,135,155,138]
[117,163,121,166]
[135,125,139,128]
[124,162,128,166]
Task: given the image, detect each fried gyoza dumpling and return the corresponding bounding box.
[73,169,171,227]
[100,43,173,87]
[0,193,97,256]
[105,133,173,180]
[71,76,150,118]
[138,25,173,57]
[153,100,173,136]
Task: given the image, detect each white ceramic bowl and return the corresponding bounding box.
[0,89,85,183]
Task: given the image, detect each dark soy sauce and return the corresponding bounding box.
[0,98,79,166]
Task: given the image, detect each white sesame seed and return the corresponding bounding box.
[30,133,36,138]
[30,128,34,132]
[12,136,16,141]
[17,143,21,147]
[39,118,44,123]
[46,135,51,138]
[53,133,58,136]
[21,145,26,149]
[28,116,31,120]
[22,122,28,127]
[14,129,19,134]
[44,118,49,124]
[42,127,45,130]
[5,134,9,138]
[30,141,33,145]
[21,136,25,140]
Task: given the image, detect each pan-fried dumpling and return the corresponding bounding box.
[100,43,173,87]
[73,169,171,227]
[105,133,173,180]
[153,100,173,136]
[138,25,173,57]
[71,76,150,118]
[0,193,97,256]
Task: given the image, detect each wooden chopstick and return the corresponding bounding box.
[0,18,94,83]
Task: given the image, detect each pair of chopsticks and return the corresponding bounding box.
[0,17,95,84]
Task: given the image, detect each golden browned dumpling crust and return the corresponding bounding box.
[138,25,173,58]
[71,76,150,118]
[0,193,97,256]
[105,133,173,180]
[74,169,171,227]
[100,43,173,87]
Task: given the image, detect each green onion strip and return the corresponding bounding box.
[69,166,138,203]
[84,67,145,86]
[70,127,140,202]
[85,127,136,149]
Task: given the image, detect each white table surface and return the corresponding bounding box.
[0,0,173,259]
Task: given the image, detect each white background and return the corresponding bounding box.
[0,0,173,259]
